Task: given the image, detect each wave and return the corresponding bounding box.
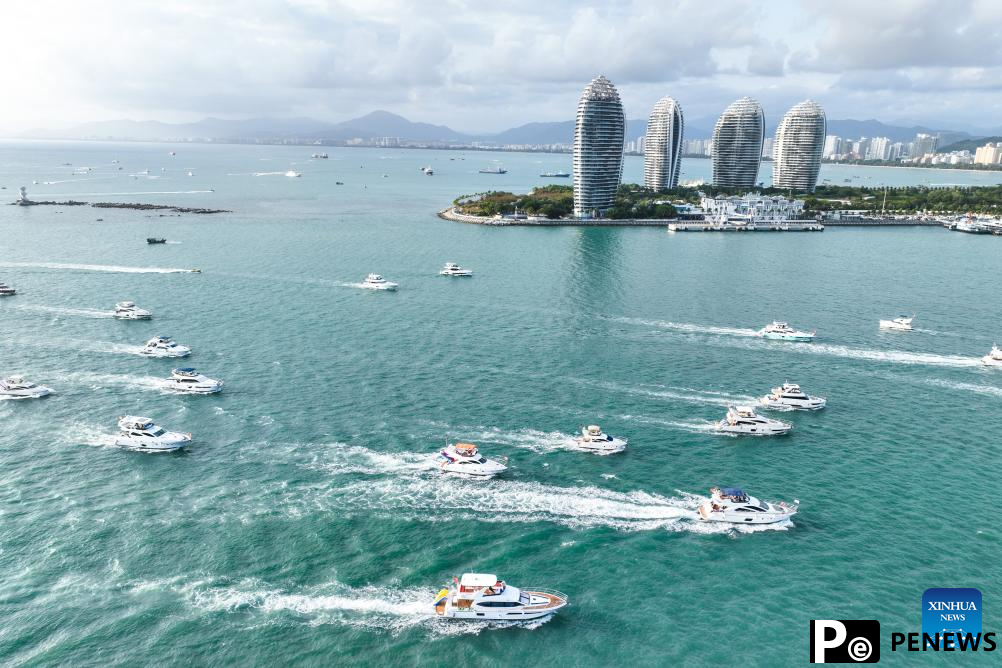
[576,379,756,407]
[71,372,169,393]
[792,342,980,368]
[920,377,1002,398]
[619,415,720,434]
[155,576,548,636]
[10,304,115,319]
[607,315,759,338]
[308,443,436,476]
[0,262,198,274]
[42,189,215,196]
[449,426,578,453]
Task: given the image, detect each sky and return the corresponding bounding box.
[3,0,1002,134]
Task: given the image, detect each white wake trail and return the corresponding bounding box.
[0,262,199,274]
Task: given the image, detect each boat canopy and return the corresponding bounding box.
[460,573,498,587]
[454,443,478,455]
[174,367,197,374]
[721,487,745,497]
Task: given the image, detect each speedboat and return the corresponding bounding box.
[570,425,627,453]
[421,166,434,175]
[433,573,567,621]
[165,368,222,394]
[140,336,191,358]
[758,321,815,342]
[114,416,191,452]
[0,282,16,296]
[285,170,301,177]
[360,274,398,291]
[437,442,508,477]
[983,344,1002,367]
[759,382,826,411]
[114,301,152,320]
[439,262,473,277]
[147,237,167,244]
[879,315,914,331]
[0,376,53,399]
[697,487,798,524]
[716,406,792,436]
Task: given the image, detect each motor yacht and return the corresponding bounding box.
[759,382,826,411]
[285,170,301,177]
[0,282,16,297]
[165,368,222,394]
[114,416,191,452]
[147,237,167,244]
[982,344,1002,367]
[879,315,914,331]
[437,442,508,477]
[359,273,398,291]
[0,376,53,399]
[421,166,434,175]
[140,336,191,358]
[433,573,567,621]
[697,487,798,525]
[717,405,792,436]
[114,301,152,320]
[439,262,473,277]
[758,321,815,342]
[570,425,627,453]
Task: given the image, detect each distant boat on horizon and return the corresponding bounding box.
[540,171,570,178]
[479,165,507,174]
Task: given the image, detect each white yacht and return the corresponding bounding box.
[439,262,473,277]
[114,301,152,320]
[983,344,1002,367]
[570,425,627,454]
[697,487,798,525]
[437,442,508,477]
[879,315,914,331]
[433,573,567,621]
[285,170,301,178]
[758,321,815,342]
[0,282,15,297]
[140,336,191,358]
[421,166,434,175]
[165,368,222,394]
[114,416,191,452]
[717,406,792,436]
[0,376,53,399]
[759,382,826,411]
[359,273,398,291]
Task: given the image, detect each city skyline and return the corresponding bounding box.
[3,1,1002,135]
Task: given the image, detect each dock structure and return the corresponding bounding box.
[667,221,824,232]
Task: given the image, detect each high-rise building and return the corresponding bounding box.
[772,100,826,192]
[643,96,684,190]
[866,136,891,161]
[711,97,765,188]
[974,142,1002,165]
[572,75,625,217]
[822,135,842,159]
[762,137,775,159]
[911,133,938,158]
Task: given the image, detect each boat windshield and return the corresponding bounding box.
[149,427,166,436]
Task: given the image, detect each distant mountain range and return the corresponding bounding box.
[22,110,987,148]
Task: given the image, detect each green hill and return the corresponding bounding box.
[938,136,1002,153]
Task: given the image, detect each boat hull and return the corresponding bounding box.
[760,332,814,342]
[114,435,190,452]
[0,388,52,399]
[571,437,627,453]
[716,423,792,436]
[759,397,826,411]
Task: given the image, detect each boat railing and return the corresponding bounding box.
[525,588,567,607]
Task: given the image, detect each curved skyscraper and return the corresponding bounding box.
[711,97,765,188]
[573,75,625,217]
[643,96,684,190]
[772,100,826,192]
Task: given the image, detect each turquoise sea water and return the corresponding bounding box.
[1,141,1001,666]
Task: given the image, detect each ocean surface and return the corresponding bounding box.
[1,140,1000,666]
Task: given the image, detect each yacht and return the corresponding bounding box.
[539,171,570,178]
[479,166,507,174]
[879,315,914,331]
[759,383,826,411]
[285,170,301,178]
[433,573,567,621]
[421,166,434,176]
[570,425,627,453]
[114,301,152,320]
[114,416,191,452]
[758,321,815,342]
[717,406,792,436]
[437,442,508,477]
[439,262,473,277]
[0,282,16,297]
[982,344,1002,367]
[165,368,222,394]
[360,273,398,291]
[140,336,191,358]
[0,376,53,399]
[147,237,167,244]
[697,487,798,525]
